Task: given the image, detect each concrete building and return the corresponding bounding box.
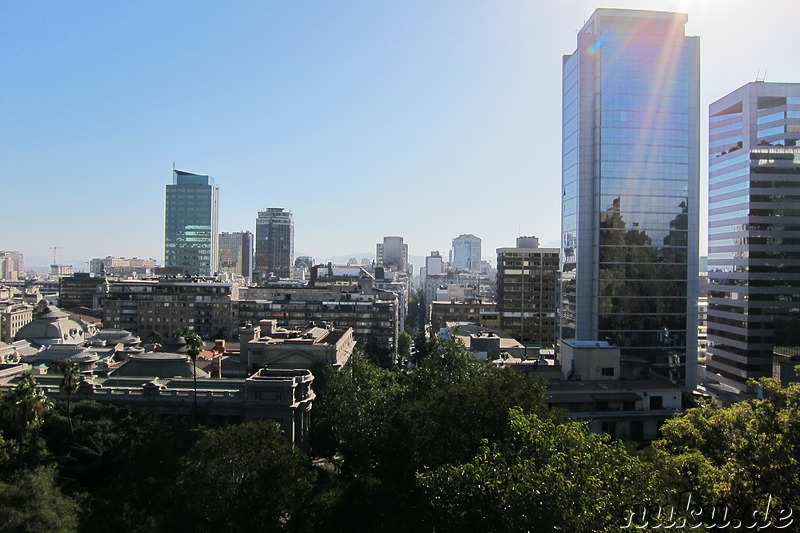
[164,170,219,276]
[59,273,108,310]
[0,251,25,281]
[0,365,315,449]
[430,301,497,332]
[452,234,481,272]
[254,208,294,280]
[293,256,314,280]
[89,257,159,278]
[549,340,683,441]
[376,236,408,274]
[103,278,236,341]
[236,281,399,362]
[219,231,254,281]
[560,9,700,390]
[706,82,800,393]
[421,251,445,288]
[0,302,34,343]
[240,319,355,373]
[496,237,559,347]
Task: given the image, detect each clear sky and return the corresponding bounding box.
[2,0,798,268]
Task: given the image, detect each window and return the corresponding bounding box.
[601,367,615,377]
[650,396,663,410]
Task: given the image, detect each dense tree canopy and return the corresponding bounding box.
[0,340,797,532]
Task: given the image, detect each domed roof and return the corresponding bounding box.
[110,352,210,379]
[15,303,86,347]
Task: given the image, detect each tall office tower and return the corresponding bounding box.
[452,234,481,272]
[0,251,25,280]
[219,231,254,281]
[164,170,219,276]
[706,82,800,393]
[376,236,409,273]
[497,237,560,346]
[560,9,700,389]
[254,208,294,279]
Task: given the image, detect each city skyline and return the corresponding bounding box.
[3,1,798,267]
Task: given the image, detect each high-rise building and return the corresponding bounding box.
[560,9,700,389]
[376,236,408,273]
[497,237,559,346]
[164,170,219,276]
[219,231,254,281]
[706,82,800,393]
[254,208,294,279]
[0,251,24,281]
[452,234,481,272]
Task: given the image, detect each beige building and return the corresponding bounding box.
[0,302,34,342]
[240,319,355,373]
[496,236,559,346]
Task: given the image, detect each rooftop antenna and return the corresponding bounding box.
[50,246,62,265]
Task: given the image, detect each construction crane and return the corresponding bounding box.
[50,246,64,265]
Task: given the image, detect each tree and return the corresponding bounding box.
[313,339,556,531]
[417,409,664,533]
[174,328,203,426]
[0,371,53,457]
[397,330,412,358]
[59,360,81,438]
[0,466,79,533]
[170,420,314,533]
[653,377,800,512]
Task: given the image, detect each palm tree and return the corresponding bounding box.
[1,371,53,455]
[175,328,204,426]
[59,360,81,438]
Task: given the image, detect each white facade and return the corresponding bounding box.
[452,234,481,272]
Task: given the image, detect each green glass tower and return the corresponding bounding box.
[164,170,219,276]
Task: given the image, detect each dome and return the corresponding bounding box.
[15,303,86,347]
[110,352,210,379]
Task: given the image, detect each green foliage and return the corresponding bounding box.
[0,371,53,459]
[417,409,663,533]
[653,378,800,510]
[171,420,314,533]
[173,327,203,360]
[314,338,554,530]
[0,466,79,533]
[397,330,412,357]
[59,360,81,437]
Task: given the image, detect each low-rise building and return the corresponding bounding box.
[240,320,355,373]
[0,302,34,342]
[237,281,399,361]
[0,364,315,449]
[430,301,497,331]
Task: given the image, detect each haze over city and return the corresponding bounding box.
[3,0,798,267]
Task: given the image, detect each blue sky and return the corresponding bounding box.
[2,0,798,268]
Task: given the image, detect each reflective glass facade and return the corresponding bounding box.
[164,170,219,276]
[560,9,700,388]
[706,83,800,393]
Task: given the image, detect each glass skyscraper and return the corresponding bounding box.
[707,82,800,393]
[560,9,700,389]
[164,170,219,276]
